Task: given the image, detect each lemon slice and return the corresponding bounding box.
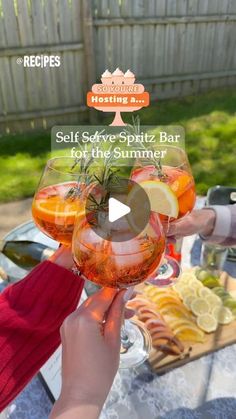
[191,298,210,316]
[188,279,203,290]
[212,306,233,324]
[197,313,218,332]
[199,287,212,298]
[179,285,197,298]
[206,294,222,310]
[131,180,179,218]
[180,272,197,283]
[183,295,196,310]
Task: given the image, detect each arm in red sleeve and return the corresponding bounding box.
[0,260,84,412]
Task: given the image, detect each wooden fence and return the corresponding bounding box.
[0,0,236,133]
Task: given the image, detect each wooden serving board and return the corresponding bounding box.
[146,272,236,374]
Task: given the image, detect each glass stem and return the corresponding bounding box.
[158,262,169,274]
[121,322,134,352]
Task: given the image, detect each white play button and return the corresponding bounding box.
[108,197,131,223]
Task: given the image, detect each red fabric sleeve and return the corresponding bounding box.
[0,260,84,411]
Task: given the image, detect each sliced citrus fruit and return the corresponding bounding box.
[167,319,199,335]
[191,298,210,316]
[130,180,179,218]
[188,279,203,290]
[206,294,222,310]
[183,295,196,310]
[179,285,197,298]
[174,324,205,342]
[154,295,181,307]
[212,306,233,324]
[199,287,212,299]
[229,290,236,299]
[212,287,226,296]
[149,289,175,297]
[179,272,197,283]
[224,299,236,310]
[197,313,218,332]
[196,269,210,281]
[202,277,221,288]
[160,303,191,319]
[34,196,80,222]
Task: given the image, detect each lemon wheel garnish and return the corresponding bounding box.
[197,313,218,332]
[212,306,233,324]
[191,298,210,316]
[128,180,179,218]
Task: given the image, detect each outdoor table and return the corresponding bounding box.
[1,207,236,419]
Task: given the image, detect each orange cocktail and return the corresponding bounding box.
[131,165,196,221]
[131,146,196,286]
[32,182,83,245]
[32,157,90,246]
[73,215,165,288]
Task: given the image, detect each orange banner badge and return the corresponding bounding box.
[87,92,149,108]
[87,68,150,126]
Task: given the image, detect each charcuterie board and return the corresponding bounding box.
[134,271,236,374]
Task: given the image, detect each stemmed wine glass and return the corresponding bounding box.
[72,173,166,368]
[32,157,89,246]
[131,145,196,287]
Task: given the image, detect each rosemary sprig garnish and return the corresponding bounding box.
[125,116,167,181]
[64,144,95,201]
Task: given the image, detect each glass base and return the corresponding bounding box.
[146,255,181,287]
[119,319,152,369]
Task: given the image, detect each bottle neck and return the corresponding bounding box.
[41,248,54,261]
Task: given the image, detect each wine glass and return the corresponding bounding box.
[72,176,166,368]
[131,145,196,287]
[32,157,89,246]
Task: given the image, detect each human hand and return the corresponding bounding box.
[167,209,216,241]
[49,245,74,270]
[50,287,133,419]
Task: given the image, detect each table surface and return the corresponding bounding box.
[1,210,236,419]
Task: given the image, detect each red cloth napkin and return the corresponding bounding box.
[0,261,84,411]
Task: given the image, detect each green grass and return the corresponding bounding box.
[0,133,51,202]
[0,88,236,202]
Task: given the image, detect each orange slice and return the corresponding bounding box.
[174,325,205,342]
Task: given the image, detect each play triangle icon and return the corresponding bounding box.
[108,197,131,223]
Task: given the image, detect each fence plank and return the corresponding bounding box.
[176,0,188,16]
[59,0,73,43]
[1,0,19,46]
[10,56,27,111]
[155,0,166,17]
[17,0,34,46]
[120,25,132,71]
[228,0,236,13]
[166,0,177,16]
[109,0,121,17]
[71,0,83,42]
[44,1,59,44]
[0,58,17,112]
[31,0,47,45]
[187,0,199,16]
[153,24,165,76]
[133,1,145,76]
[120,0,133,18]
